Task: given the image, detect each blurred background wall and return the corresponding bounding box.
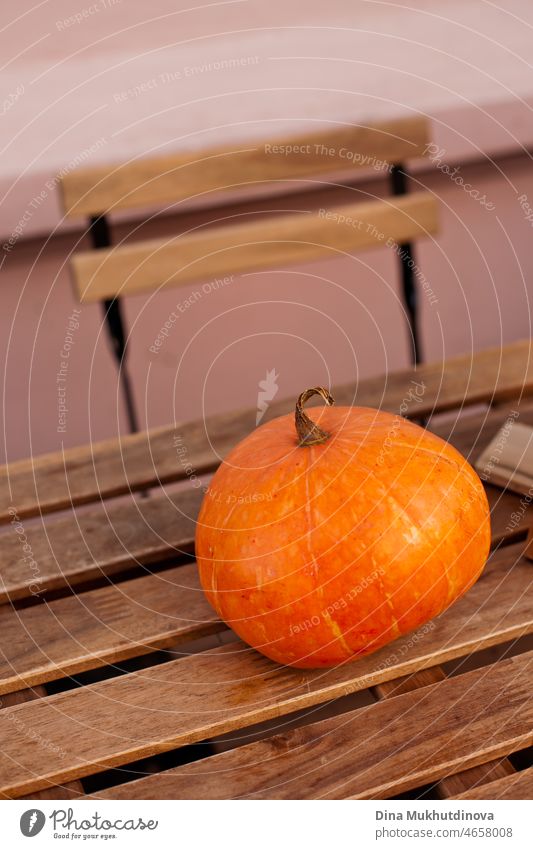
[2,0,533,461]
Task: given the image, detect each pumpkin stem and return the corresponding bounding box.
[295,387,335,446]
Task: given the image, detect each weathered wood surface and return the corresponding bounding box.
[0,563,222,695]
[371,666,445,699]
[452,767,533,800]
[1,686,84,799]
[0,487,202,603]
[371,667,516,798]
[0,540,530,798]
[436,760,517,799]
[1,342,532,800]
[87,651,533,799]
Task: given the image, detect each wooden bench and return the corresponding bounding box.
[0,340,532,799]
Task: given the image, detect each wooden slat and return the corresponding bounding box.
[525,527,533,561]
[2,340,531,524]
[21,784,84,800]
[87,651,533,800]
[429,401,525,462]
[1,686,84,799]
[485,486,531,546]
[430,400,533,545]
[0,563,222,695]
[475,421,533,497]
[72,192,438,302]
[1,684,47,707]
[452,767,533,800]
[371,667,516,798]
[60,117,431,217]
[0,487,202,603]
[0,541,530,798]
[437,760,517,798]
[371,666,446,699]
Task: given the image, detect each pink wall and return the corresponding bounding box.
[3,0,533,240]
[3,0,533,462]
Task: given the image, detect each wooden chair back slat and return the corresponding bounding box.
[60,117,431,218]
[72,192,438,302]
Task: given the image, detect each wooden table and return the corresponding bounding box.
[0,341,532,800]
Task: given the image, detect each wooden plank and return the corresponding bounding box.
[431,401,533,545]
[2,340,532,524]
[429,402,525,463]
[437,760,517,798]
[371,666,445,699]
[474,421,533,497]
[86,651,533,800]
[0,563,222,695]
[0,487,202,603]
[21,783,84,800]
[72,193,438,302]
[525,527,533,561]
[371,668,516,798]
[486,486,531,546]
[1,684,47,706]
[60,116,431,217]
[0,541,530,798]
[452,767,533,800]
[1,686,84,799]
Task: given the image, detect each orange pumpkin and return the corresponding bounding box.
[196,387,490,668]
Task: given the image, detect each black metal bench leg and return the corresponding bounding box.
[390,164,422,366]
[101,297,140,433]
[88,215,139,434]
